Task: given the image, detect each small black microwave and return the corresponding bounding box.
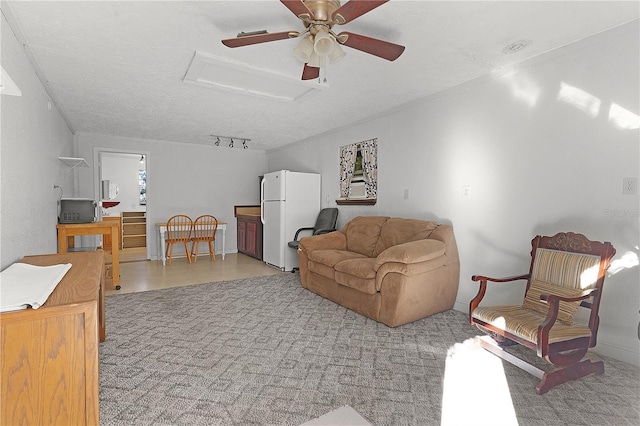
[59,198,97,224]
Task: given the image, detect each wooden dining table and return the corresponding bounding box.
[56,221,121,289]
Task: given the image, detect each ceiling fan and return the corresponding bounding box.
[221,0,405,81]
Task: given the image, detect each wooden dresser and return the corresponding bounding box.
[1,251,104,426]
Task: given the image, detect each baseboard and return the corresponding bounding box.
[593,341,640,367]
[453,300,468,315]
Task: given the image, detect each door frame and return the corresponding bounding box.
[93,147,151,259]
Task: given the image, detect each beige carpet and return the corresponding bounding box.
[100,274,640,425]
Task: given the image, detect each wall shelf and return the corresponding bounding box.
[59,156,89,174]
[335,198,377,206]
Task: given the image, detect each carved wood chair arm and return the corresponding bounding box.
[471,273,531,283]
[540,288,597,304]
[469,274,531,324]
[536,288,599,356]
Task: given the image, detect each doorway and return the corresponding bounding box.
[94,149,150,261]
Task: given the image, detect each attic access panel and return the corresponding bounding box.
[183,51,325,102]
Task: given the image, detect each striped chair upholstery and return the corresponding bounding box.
[473,249,602,343]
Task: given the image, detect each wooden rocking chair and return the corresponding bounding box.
[469,232,616,394]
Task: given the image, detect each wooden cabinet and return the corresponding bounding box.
[238,219,247,253]
[122,211,146,248]
[237,215,263,260]
[234,206,262,260]
[1,251,104,426]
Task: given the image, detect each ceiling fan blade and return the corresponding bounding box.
[222,31,294,48]
[281,0,314,20]
[301,64,320,81]
[332,0,389,25]
[337,32,405,61]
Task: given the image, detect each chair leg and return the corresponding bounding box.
[536,359,604,395]
[184,243,192,263]
[167,243,173,265]
[192,241,198,263]
[208,240,216,261]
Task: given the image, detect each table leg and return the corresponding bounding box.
[159,226,167,265]
[221,227,226,260]
[58,229,68,253]
[99,272,106,341]
[111,227,120,290]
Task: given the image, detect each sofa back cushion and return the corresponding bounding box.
[341,216,439,258]
[343,216,388,257]
[376,218,438,256]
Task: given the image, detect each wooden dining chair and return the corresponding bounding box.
[165,214,193,265]
[191,214,219,263]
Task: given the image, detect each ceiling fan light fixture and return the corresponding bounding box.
[313,30,334,57]
[328,42,346,64]
[293,35,314,63]
[307,52,321,68]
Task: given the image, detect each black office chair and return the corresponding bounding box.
[288,208,338,272]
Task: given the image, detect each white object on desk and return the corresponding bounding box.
[0,262,72,312]
[156,222,226,265]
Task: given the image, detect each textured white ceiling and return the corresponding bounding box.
[3,1,638,150]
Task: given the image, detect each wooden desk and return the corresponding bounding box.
[156,221,227,265]
[1,251,104,426]
[57,221,120,289]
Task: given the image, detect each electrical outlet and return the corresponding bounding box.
[622,177,637,195]
[462,185,470,198]
[403,188,409,200]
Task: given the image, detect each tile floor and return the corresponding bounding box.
[105,248,284,296]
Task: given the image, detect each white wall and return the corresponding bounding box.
[75,133,267,260]
[267,22,640,365]
[0,11,75,269]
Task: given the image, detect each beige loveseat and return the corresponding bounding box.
[297,216,460,327]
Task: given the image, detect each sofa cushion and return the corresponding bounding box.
[375,239,445,269]
[342,216,388,257]
[376,218,439,255]
[308,249,367,280]
[335,258,377,294]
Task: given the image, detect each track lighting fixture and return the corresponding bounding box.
[210,134,251,149]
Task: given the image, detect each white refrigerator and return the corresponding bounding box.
[261,170,321,271]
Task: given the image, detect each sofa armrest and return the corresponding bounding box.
[299,231,346,253]
[374,239,446,270]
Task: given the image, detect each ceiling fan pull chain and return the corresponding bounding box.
[319,55,327,83]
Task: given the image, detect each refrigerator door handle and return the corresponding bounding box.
[260,177,266,224]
